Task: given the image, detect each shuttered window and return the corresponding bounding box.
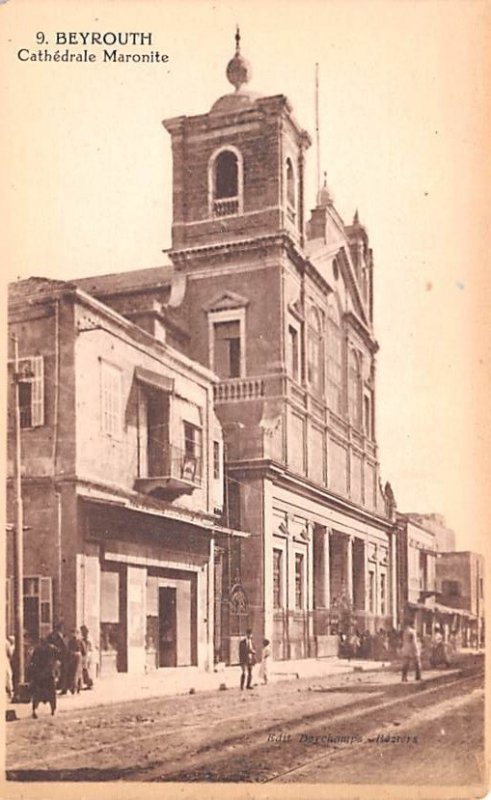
[14,356,45,428]
[101,361,122,437]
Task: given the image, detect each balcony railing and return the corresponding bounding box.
[135,444,202,498]
[213,197,239,218]
[214,377,265,403]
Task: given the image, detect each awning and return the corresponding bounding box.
[78,485,249,538]
[135,366,174,394]
[434,602,476,619]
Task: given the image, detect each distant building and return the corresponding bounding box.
[404,513,456,553]
[396,514,438,636]
[6,277,244,675]
[436,551,485,648]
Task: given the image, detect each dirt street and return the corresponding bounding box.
[6,656,485,787]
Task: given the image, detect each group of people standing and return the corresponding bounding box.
[5,623,96,719]
[45,623,95,697]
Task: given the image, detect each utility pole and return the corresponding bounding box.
[12,334,28,700]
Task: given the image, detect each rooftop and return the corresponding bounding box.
[74,265,173,297]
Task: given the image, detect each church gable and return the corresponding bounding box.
[203,290,249,313]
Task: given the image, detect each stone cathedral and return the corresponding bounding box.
[161,32,396,661]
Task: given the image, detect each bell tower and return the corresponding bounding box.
[163,29,311,251]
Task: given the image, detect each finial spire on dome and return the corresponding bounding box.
[353,209,360,224]
[226,25,251,92]
[316,169,334,206]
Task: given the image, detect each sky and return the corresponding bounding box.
[2,0,490,552]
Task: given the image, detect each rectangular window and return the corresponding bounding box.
[15,356,45,428]
[295,553,304,609]
[368,570,375,613]
[226,479,241,529]
[213,440,220,480]
[145,390,169,478]
[363,393,372,438]
[101,362,122,437]
[380,573,386,616]
[288,325,299,381]
[273,549,283,609]
[183,422,202,482]
[213,320,241,378]
[419,550,427,591]
[21,575,52,644]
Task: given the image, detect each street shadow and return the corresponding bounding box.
[7,766,144,782]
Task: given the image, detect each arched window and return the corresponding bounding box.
[210,148,242,217]
[348,350,362,427]
[307,307,324,395]
[216,151,238,199]
[327,299,343,414]
[286,158,296,219]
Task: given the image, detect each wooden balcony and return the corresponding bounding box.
[135,445,201,499]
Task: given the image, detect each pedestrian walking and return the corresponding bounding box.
[27,638,58,718]
[239,628,256,690]
[430,625,450,668]
[47,623,69,694]
[260,638,272,685]
[67,629,85,694]
[401,619,422,682]
[80,625,95,689]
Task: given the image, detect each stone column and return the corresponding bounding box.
[347,535,354,603]
[390,532,397,626]
[374,544,380,618]
[325,528,331,609]
[313,524,330,609]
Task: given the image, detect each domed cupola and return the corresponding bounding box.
[316,172,334,207]
[211,27,261,113]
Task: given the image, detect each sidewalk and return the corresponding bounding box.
[8,651,481,719]
[8,656,389,718]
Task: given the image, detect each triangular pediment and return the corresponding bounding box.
[204,290,249,312]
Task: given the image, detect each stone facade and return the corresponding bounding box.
[160,39,397,660]
[6,277,243,674]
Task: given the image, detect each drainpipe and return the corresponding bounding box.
[52,299,62,620]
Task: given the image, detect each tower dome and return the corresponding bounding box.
[226,27,252,90]
[316,172,334,207]
[211,27,260,113]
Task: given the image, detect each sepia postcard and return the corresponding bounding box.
[1,1,490,799]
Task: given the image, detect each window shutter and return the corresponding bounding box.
[30,356,45,427]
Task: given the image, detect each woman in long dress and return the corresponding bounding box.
[27,638,58,718]
[260,638,272,685]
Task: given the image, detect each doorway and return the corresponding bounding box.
[158,587,177,667]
